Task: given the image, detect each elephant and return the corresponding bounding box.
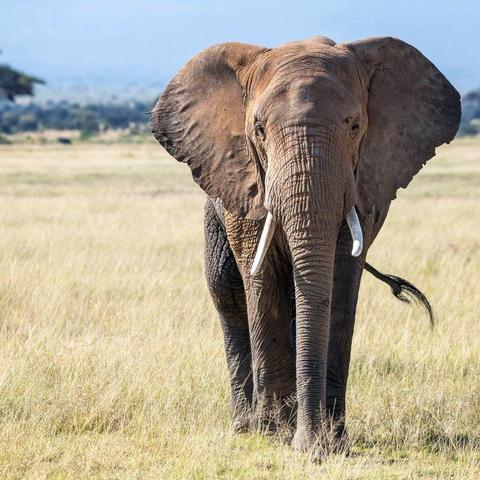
[151,36,460,457]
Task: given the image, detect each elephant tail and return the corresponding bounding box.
[364,262,435,327]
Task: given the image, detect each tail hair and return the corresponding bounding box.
[364,262,435,327]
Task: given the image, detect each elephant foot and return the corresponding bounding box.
[249,411,284,436]
[252,393,297,437]
[292,422,349,462]
[292,428,326,463]
[232,415,251,433]
[231,404,253,433]
[232,410,278,435]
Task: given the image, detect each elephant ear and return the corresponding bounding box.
[345,37,461,214]
[151,42,267,220]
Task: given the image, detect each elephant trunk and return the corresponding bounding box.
[255,133,359,445]
[287,217,337,441]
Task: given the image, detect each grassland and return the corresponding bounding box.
[0,136,479,479]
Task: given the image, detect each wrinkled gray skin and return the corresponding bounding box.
[152,36,460,457]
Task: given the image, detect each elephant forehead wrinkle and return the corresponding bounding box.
[272,47,353,78]
[264,46,365,98]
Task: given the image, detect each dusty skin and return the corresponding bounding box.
[0,137,479,478]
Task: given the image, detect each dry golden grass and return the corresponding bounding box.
[0,137,479,478]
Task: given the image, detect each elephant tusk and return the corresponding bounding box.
[346,206,363,257]
[250,212,276,276]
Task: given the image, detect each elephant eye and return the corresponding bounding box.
[254,121,266,141]
[350,121,360,139]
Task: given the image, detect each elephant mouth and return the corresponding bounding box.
[250,206,363,276]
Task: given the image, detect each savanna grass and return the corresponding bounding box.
[0,137,479,478]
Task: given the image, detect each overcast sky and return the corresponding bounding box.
[2,0,479,93]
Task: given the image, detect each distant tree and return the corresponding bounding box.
[0,51,44,101]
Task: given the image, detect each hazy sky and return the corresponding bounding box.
[2,0,479,93]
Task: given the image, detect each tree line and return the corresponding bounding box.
[0,100,154,137]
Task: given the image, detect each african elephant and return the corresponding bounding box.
[151,36,460,457]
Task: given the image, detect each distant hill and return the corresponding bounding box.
[460,88,480,136]
[30,81,163,105]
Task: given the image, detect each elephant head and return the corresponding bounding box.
[151,36,460,447]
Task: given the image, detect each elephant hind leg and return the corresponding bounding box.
[204,199,252,431]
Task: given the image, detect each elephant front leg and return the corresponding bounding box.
[224,212,296,433]
[326,223,366,449]
[245,256,296,433]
